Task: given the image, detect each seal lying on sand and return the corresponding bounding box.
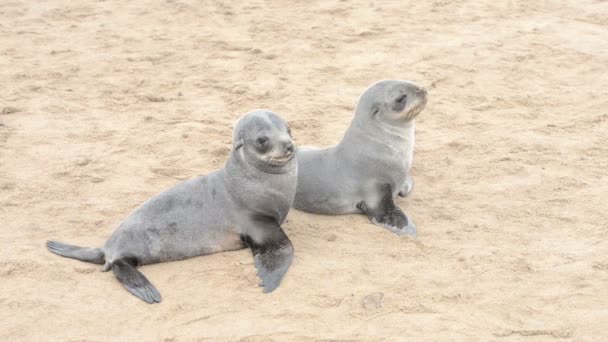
[47,109,298,304]
[293,80,427,237]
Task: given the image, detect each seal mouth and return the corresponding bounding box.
[267,151,295,166]
[404,95,427,121]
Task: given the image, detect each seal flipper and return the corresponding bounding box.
[357,183,417,238]
[46,240,105,265]
[398,175,414,197]
[112,258,162,304]
[242,216,294,293]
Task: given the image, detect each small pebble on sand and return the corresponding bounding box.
[2,106,21,114]
[362,292,384,309]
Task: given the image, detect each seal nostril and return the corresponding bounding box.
[285,142,294,153]
[418,87,428,97]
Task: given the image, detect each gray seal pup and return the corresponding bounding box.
[293,80,427,237]
[47,109,297,304]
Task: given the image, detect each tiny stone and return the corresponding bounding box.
[362,292,384,309]
[91,177,105,183]
[145,95,166,102]
[74,267,95,274]
[178,92,183,96]
[2,106,21,114]
[1,183,15,190]
[75,157,91,166]
[231,86,247,95]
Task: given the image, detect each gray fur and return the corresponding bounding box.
[47,109,298,303]
[293,80,427,237]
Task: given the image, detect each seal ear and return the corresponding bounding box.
[371,105,380,117]
[235,139,244,151]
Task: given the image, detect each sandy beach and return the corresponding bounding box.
[1,0,607,340]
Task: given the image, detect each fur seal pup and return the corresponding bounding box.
[47,110,297,304]
[293,80,427,237]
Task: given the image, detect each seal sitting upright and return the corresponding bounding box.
[293,80,427,237]
[47,110,298,304]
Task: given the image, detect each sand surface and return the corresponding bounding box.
[1,0,607,341]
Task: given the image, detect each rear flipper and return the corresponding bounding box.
[398,175,414,197]
[357,183,418,238]
[242,215,294,293]
[46,240,105,265]
[112,258,162,304]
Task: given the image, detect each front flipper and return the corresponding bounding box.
[398,175,414,197]
[112,258,162,304]
[242,216,294,293]
[357,183,417,238]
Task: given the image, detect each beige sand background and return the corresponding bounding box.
[1,0,607,340]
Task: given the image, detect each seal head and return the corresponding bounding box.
[353,79,427,127]
[233,110,296,174]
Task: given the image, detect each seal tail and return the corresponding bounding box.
[112,258,162,304]
[46,240,105,265]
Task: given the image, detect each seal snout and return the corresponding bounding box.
[278,140,296,162]
[266,138,296,166]
[284,140,295,155]
[416,87,428,99]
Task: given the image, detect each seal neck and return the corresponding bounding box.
[339,115,413,153]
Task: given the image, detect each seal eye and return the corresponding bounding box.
[257,137,269,146]
[396,94,407,103]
